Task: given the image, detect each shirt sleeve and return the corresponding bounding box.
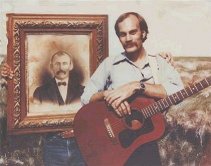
[157,56,184,95]
[81,57,111,105]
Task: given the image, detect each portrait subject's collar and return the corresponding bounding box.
[55,77,69,86]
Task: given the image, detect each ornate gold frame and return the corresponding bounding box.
[6,14,108,134]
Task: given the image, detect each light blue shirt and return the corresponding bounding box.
[81,53,184,105]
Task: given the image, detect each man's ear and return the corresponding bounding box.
[142,32,146,40]
[50,63,53,69]
[69,62,74,71]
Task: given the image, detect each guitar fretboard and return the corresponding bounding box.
[141,76,211,118]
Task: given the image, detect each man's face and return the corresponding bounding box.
[118,15,143,54]
[50,54,73,80]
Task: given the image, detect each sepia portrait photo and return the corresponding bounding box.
[27,34,89,116]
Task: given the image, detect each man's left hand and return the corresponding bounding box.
[159,52,175,67]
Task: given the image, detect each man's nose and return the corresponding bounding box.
[58,63,66,69]
[126,34,132,41]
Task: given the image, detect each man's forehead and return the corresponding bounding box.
[53,54,71,61]
[118,15,140,30]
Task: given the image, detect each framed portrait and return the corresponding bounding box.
[6,14,108,134]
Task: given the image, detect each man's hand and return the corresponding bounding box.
[59,129,74,139]
[111,100,131,117]
[104,81,141,116]
[0,63,14,79]
[104,81,139,107]
[159,52,175,67]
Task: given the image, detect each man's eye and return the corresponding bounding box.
[119,33,126,37]
[130,31,137,35]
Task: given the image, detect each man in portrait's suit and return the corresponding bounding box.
[33,51,83,106]
[33,51,86,166]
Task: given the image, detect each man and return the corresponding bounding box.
[33,51,85,166]
[81,12,184,166]
[33,51,83,106]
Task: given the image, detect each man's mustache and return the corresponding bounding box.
[56,70,66,75]
[124,43,137,48]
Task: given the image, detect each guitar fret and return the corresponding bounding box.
[162,99,169,108]
[189,86,194,94]
[144,108,149,117]
[148,105,153,116]
[151,105,156,115]
[194,84,199,91]
[141,108,147,118]
[177,91,184,100]
[199,81,204,89]
[159,100,165,110]
[182,89,189,97]
[157,101,164,110]
[148,106,153,117]
[174,93,180,102]
[179,91,184,99]
[169,95,176,104]
[176,92,180,100]
[153,103,160,113]
[145,107,150,118]
[144,109,149,118]
[173,94,179,103]
[205,78,209,85]
[185,89,189,96]
[166,97,173,105]
[195,82,203,91]
[185,87,192,96]
[191,85,198,93]
[202,79,209,87]
[150,105,155,115]
[152,104,157,115]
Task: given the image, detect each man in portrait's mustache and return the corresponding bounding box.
[33,51,84,106]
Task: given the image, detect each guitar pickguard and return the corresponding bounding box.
[119,110,153,148]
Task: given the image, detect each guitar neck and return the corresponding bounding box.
[141,76,211,118]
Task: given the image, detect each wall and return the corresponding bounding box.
[0,1,211,165]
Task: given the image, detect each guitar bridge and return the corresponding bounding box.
[104,118,118,144]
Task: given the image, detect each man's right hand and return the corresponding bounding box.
[103,81,143,117]
[104,90,132,117]
[112,100,131,117]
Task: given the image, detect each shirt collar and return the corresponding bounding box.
[113,52,150,69]
[55,77,69,85]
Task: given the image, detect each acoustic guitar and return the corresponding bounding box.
[74,76,211,166]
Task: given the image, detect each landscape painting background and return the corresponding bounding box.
[1,1,211,165]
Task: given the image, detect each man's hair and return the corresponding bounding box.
[114,12,149,42]
[50,51,73,64]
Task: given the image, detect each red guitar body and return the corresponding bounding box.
[74,97,166,166]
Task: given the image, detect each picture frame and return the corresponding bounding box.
[6,14,108,135]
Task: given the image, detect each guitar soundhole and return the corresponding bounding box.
[119,109,153,148]
[124,109,144,130]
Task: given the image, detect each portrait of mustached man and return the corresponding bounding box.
[33,51,84,106]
